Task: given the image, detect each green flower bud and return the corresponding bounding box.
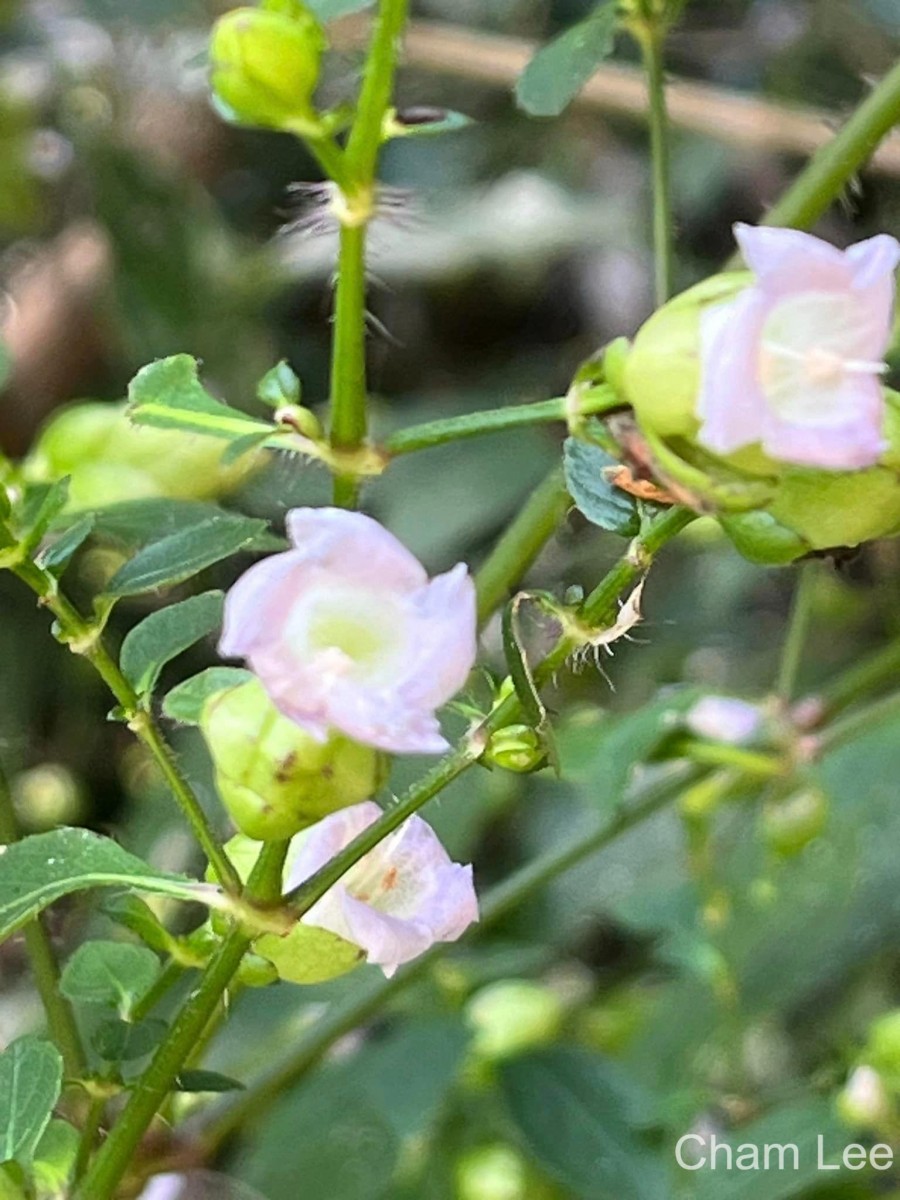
[25,401,257,509]
[465,980,565,1063]
[12,764,85,831]
[484,725,546,774]
[210,6,325,133]
[208,834,365,984]
[201,678,381,841]
[761,786,828,858]
[622,272,749,441]
[456,1145,530,1200]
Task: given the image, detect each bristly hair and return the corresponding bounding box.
[277,181,419,241]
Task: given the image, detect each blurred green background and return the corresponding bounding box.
[3,1,900,1197]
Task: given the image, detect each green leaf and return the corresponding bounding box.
[21,478,71,553]
[162,667,254,725]
[387,109,474,140]
[516,3,619,117]
[84,498,239,547]
[499,1047,670,1199]
[36,514,96,572]
[128,355,273,442]
[32,1119,79,1196]
[564,437,641,536]
[0,828,220,944]
[173,1069,245,1093]
[60,940,160,1015]
[0,1039,63,1166]
[105,514,268,596]
[257,360,301,409]
[120,591,225,698]
[91,1017,168,1062]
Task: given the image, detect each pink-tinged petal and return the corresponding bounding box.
[286,507,427,590]
[734,223,847,280]
[687,696,762,745]
[336,892,434,975]
[846,234,900,291]
[283,800,383,891]
[405,564,478,708]
[697,294,768,453]
[761,386,887,469]
[427,863,480,941]
[218,551,306,658]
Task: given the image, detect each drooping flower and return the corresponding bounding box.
[220,507,477,754]
[284,801,478,977]
[686,695,762,745]
[698,223,900,469]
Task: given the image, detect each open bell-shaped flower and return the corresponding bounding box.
[284,801,478,978]
[220,507,477,754]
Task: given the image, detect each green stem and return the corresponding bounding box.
[200,762,702,1148]
[0,764,87,1081]
[475,467,571,627]
[328,0,411,507]
[330,222,369,509]
[6,555,240,893]
[639,21,674,304]
[776,562,817,701]
[764,58,900,233]
[384,389,618,457]
[814,635,900,720]
[130,960,186,1024]
[817,688,900,755]
[72,1094,106,1185]
[285,505,695,915]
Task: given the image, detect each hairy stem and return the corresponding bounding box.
[0,764,87,1080]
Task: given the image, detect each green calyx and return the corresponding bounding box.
[201,678,381,842]
[210,5,325,133]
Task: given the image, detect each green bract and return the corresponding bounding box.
[210,5,325,133]
[619,273,900,563]
[201,678,380,841]
[25,401,256,509]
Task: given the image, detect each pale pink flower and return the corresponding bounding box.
[698,224,900,469]
[285,801,478,977]
[220,508,477,754]
[687,695,762,745]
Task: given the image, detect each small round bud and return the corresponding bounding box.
[761,786,828,858]
[12,764,84,830]
[201,679,381,841]
[484,725,546,774]
[837,1066,894,1132]
[456,1144,530,1200]
[209,6,324,132]
[465,979,565,1063]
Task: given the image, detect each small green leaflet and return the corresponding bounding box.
[163,667,253,725]
[36,514,96,572]
[105,514,268,596]
[516,2,620,117]
[0,828,223,944]
[120,591,225,698]
[128,355,274,442]
[0,1039,63,1167]
[564,437,642,536]
[91,1018,168,1063]
[60,941,161,1016]
[173,1069,245,1093]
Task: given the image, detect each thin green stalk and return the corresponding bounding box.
[72,1094,106,1185]
[6,554,240,893]
[817,688,900,755]
[814,635,900,720]
[475,468,571,627]
[776,562,817,701]
[285,505,695,915]
[328,0,412,507]
[330,222,369,509]
[130,960,186,1024]
[0,765,86,1080]
[764,58,900,233]
[384,389,618,457]
[73,836,290,1199]
[199,762,703,1148]
[640,21,674,304]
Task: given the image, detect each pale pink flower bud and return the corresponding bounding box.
[220,508,477,754]
[687,695,762,745]
[698,224,900,469]
[284,801,478,977]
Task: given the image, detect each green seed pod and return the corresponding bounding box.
[484,725,546,774]
[201,678,381,841]
[25,401,256,508]
[465,980,565,1063]
[761,785,829,858]
[209,5,325,133]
